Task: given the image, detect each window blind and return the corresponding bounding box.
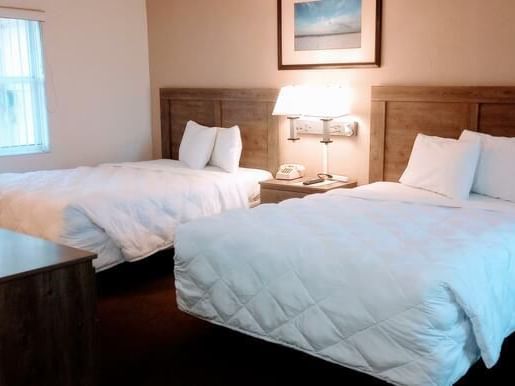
[0,16,49,156]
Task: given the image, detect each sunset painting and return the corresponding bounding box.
[294,0,362,51]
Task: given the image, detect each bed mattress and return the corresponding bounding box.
[0,159,271,271]
[174,182,515,385]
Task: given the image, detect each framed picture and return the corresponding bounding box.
[278,0,382,70]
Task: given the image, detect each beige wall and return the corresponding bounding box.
[0,0,152,173]
[147,0,515,184]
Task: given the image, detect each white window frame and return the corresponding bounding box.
[0,7,49,157]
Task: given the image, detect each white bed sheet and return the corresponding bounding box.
[174,182,515,385]
[0,159,271,271]
[353,181,515,213]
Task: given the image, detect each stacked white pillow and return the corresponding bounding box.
[399,133,481,199]
[210,125,242,173]
[460,130,515,202]
[179,121,218,169]
[178,120,242,172]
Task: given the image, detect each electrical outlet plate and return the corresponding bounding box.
[296,119,358,137]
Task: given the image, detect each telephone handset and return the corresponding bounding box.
[275,164,305,180]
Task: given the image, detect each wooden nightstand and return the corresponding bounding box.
[260,178,357,204]
[0,229,96,386]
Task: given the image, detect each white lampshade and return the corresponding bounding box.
[300,85,351,119]
[272,85,305,117]
[273,85,351,119]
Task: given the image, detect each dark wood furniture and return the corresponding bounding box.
[0,229,96,386]
[370,86,515,183]
[160,88,280,174]
[260,178,357,204]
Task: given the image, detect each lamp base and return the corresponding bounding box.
[320,134,348,183]
[328,174,349,183]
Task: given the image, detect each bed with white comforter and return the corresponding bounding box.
[174,182,515,385]
[0,159,271,271]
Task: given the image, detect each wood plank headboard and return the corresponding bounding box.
[370,86,515,182]
[160,88,280,174]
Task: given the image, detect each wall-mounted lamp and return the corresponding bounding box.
[301,85,352,176]
[272,85,304,141]
[273,85,357,178]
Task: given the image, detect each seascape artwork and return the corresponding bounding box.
[294,0,362,51]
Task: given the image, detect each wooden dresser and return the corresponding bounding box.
[0,229,96,386]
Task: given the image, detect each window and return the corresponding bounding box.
[0,16,49,156]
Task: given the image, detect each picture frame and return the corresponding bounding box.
[277,0,382,70]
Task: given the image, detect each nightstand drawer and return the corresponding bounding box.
[260,188,307,204]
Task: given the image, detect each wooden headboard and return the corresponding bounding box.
[160,88,280,174]
[370,86,515,182]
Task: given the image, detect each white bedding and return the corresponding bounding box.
[0,159,271,271]
[354,181,515,213]
[174,182,515,385]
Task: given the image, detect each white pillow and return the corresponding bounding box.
[460,130,515,202]
[209,125,242,173]
[399,133,480,199]
[178,120,217,169]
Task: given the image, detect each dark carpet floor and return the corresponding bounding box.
[96,252,514,386]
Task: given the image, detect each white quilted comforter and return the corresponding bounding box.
[0,159,270,271]
[174,182,515,385]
